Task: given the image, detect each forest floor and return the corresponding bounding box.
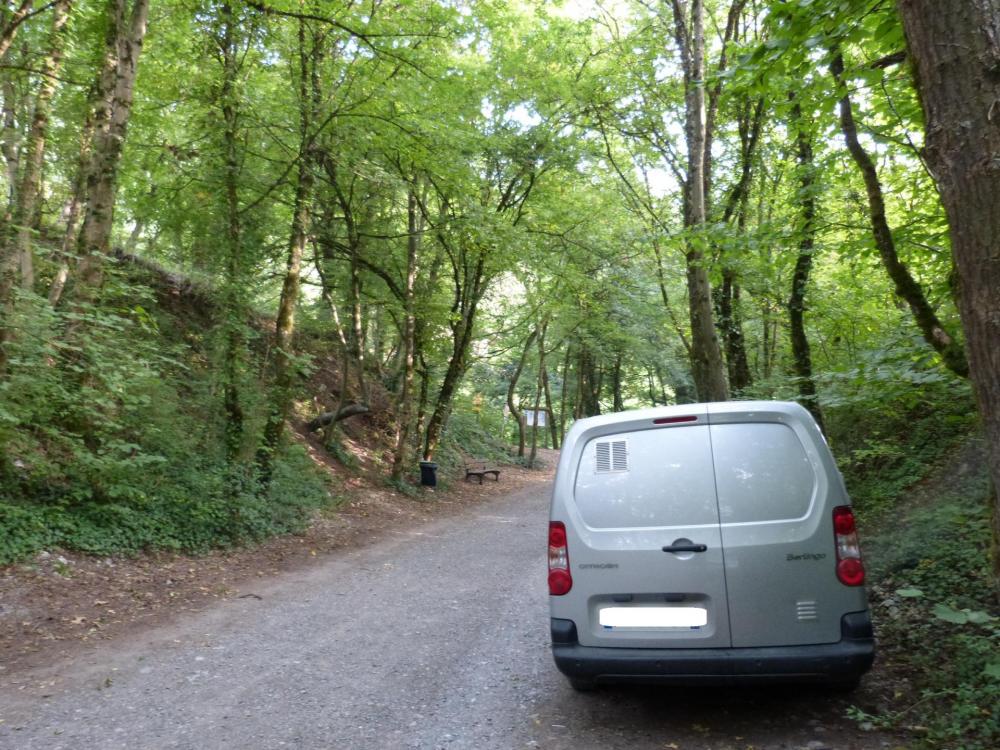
[0,430,559,680]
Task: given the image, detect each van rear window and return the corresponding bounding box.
[574,426,719,529]
[711,422,816,523]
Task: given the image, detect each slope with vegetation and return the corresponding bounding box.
[0,1,998,745]
[855,437,998,749]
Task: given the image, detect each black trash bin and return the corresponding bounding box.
[419,461,438,487]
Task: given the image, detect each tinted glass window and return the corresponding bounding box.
[711,422,815,523]
[574,426,718,529]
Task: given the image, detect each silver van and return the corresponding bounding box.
[548,401,874,689]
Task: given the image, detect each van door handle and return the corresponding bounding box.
[662,544,708,553]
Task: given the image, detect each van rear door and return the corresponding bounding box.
[569,418,732,649]
[707,404,843,647]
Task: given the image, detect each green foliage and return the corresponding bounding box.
[439,400,518,466]
[832,389,975,519]
[0,442,331,565]
[323,434,360,470]
[860,441,998,749]
[0,273,332,565]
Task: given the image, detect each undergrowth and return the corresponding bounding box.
[801,356,998,749]
[824,369,976,520]
[0,443,332,564]
[0,271,333,565]
[854,441,999,749]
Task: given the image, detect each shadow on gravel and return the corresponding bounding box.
[534,683,892,749]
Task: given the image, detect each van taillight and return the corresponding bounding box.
[548,521,572,595]
[653,415,698,425]
[832,506,865,586]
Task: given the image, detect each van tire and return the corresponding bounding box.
[568,676,597,692]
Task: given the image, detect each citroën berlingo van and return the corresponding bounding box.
[548,401,874,690]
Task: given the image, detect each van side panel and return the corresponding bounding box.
[708,405,868,648]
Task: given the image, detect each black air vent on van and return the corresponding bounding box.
[595,440,628,473]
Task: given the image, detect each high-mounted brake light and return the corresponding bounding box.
[832,506,865,586]
[653,415,698,425]
[548,521,572,595]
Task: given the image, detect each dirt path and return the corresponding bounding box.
[0,458,904,750]
[0,451,557,679]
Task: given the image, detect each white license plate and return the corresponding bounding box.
[599,606,708,629]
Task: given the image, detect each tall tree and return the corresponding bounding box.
[390,176,423,481]
[420,127,551,460]
[2,0,70,292]
[896,0,1000,585]
[506,325,538,458]
[670,0,729,402]
[0,0,70,372]
[258,18,321,484]
[713,96,764,393]
[216,1,247,464]
[788,97,825,432]
[0,0,37,59]
[72,0,150,303]
[831,50,967,378]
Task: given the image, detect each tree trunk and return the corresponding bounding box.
[832,51,968,378]
[528,358,543,468]
[218,2,244,465]
[715,270,752,392]
[323,154,370,421]
[789,99,825,433]
[421,223,490,460]
[702,0,748,214]
[541,337,558,449]
[713,97,763,393]
[760,301,771,380]
[73,0,150,303]
[0,0,70,374]
[0,0,35,60]
[0,50,20,201]
[48,101,96,307]
[506,327,538,457]
[422,312,473,461]
[558,343,572,445]
[3,0,71,296]
[652,238,691,355]
[577,345,601,416]
[391,184,422,481]
[531,317,551,455]
[307,403,370,431]
[258,20,317,485]
[655,365,670,405]
[611,352,624,411]
[897,0,1000,590]
[672,0,729,402]
[0,43,27,369]
[415,353,430,454]
[348,244,368,405]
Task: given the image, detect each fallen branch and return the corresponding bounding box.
[307,403,370,431]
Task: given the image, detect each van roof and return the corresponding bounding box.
[567,400,813,432]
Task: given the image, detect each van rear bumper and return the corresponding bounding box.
[551,611,875,685]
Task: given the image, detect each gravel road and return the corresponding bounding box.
[0,480,896,750]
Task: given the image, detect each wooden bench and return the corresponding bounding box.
[464,460,500,484]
